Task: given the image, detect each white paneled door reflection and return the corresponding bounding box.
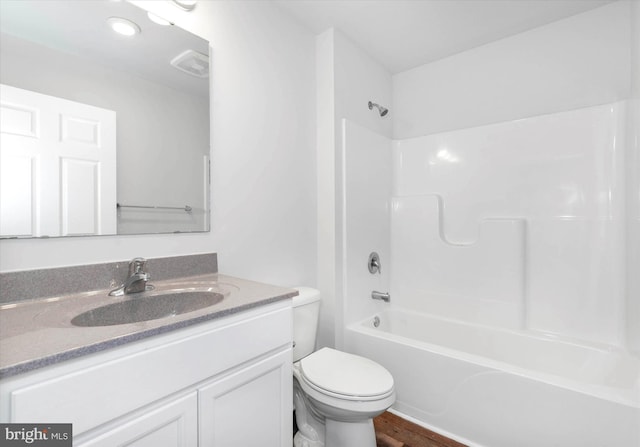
[0,84,116,237]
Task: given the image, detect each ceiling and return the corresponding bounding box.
[0,0,208,96]
[273,0,614,73]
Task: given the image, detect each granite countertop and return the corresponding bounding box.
[0,273,297,379]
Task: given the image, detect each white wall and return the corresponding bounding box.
[393,1,631,138]
[0,1,317,290]
[333,32,393,141]
[316,29,337,350]
[316,29,392,348]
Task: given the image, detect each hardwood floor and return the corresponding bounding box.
[374,411,467,447]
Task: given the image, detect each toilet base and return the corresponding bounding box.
[293,417,377,447]
[326,418,376,447]
[294,380,325,447]
[293,378,378,447]
[294,430,324,447]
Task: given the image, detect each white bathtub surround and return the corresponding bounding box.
[341,100,636,445]
[346,309,639,447]
[627,0,640,355]
[392,102,626,346]
[342,120,392,333]
[391,195,525,330]
[344,100,628,342]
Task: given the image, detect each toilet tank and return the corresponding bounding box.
[292,287,321,362]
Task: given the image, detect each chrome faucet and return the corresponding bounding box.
[109,257,154,296]
[368,252,381,274]
[371,291,390,302]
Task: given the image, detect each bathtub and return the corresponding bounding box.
[345,308,640,447]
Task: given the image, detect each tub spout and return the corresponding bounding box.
[371,291,390,302]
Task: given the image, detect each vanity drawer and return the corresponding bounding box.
[5,303,292,435]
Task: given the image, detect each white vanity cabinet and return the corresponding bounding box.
[198,349,292,446]
[76,392,199,447]
[0,301,293,447]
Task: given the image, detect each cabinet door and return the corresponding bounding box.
[76,392,198,447]
[199,349,292,447]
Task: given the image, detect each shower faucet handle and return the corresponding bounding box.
[368,252,381,274]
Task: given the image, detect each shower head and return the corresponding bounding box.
[368,101,389,117]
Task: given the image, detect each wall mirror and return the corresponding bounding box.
[0,0,210,238]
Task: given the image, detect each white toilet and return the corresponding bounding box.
[292,287,395,447]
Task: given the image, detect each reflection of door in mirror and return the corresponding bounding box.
[0,0,210,237]
[0,84,116,237]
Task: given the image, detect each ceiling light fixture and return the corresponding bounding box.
[171,0,197,11]
[107,17,141,37]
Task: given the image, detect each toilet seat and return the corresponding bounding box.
[299,348,394,401]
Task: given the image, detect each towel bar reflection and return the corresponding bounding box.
[117,203,192,212]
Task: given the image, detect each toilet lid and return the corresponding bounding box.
[300,348,394,398]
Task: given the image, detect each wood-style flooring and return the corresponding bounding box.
[374,411,467,447]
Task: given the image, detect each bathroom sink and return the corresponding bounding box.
[71,289,225,327]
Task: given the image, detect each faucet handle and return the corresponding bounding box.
[368,252,381,274]
[129,257,147,275]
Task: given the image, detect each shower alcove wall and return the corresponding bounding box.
[341,99,638,446]
[342,97,628,342]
